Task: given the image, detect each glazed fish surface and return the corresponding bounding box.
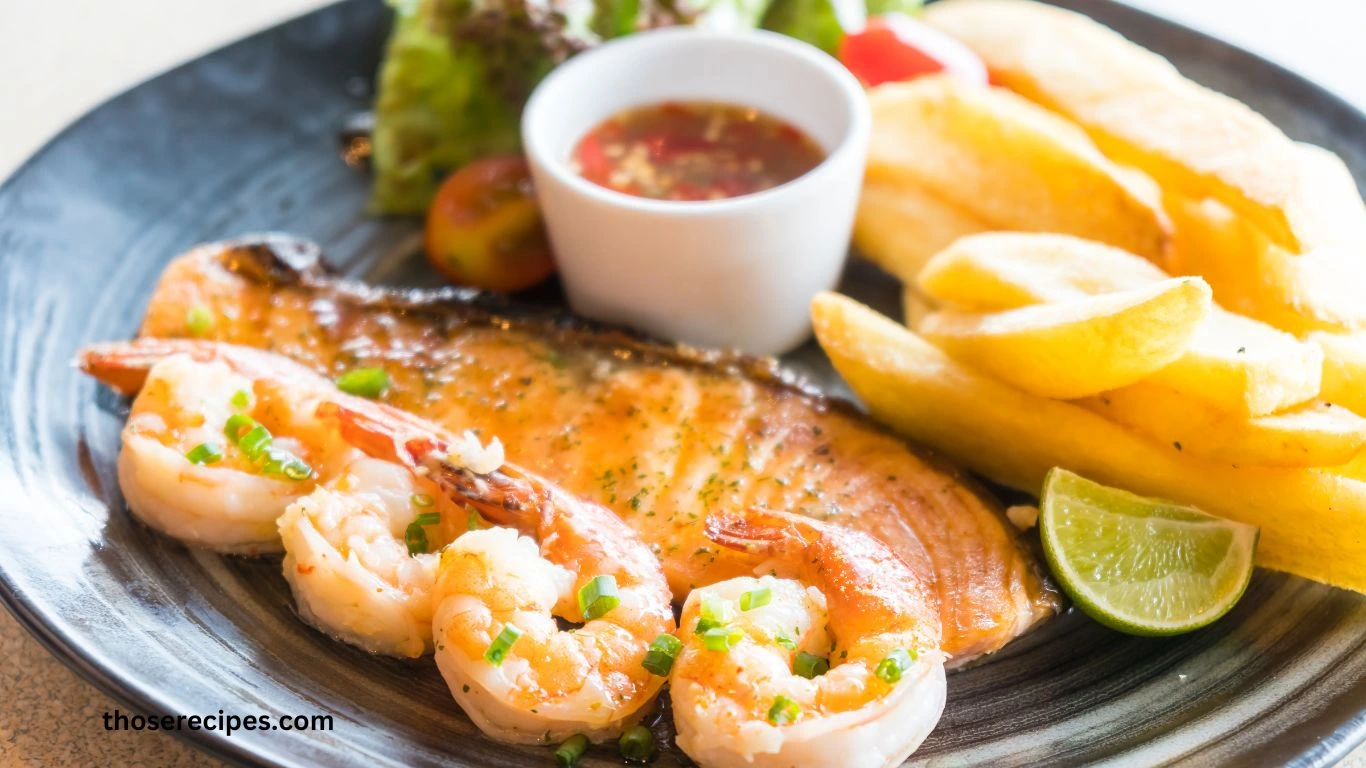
[134,235,1058,661]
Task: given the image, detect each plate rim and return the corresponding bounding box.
[1,0,1365,765]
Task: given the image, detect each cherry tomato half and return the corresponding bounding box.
[425,155,555,293]
[839,13,989,88]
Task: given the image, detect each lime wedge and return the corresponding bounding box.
[1040,468,1258,636]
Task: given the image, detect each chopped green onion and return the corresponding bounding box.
[694,593,733,634]
[230,389,251,409]
[223,414,276,461]
[255,445,311,481]
[223,413,255,443]
[641,633,683,677]
[702,625,744,652]
[794,651,829,679]
[277,453,313,481]
[236,425,273,460]
[578,575,621,621]
[281,462,312,481]
[221,414,311,480]
[404,512,441,556]
[185,442,223,465]
[554,734,589,767]
[410,493,434,508]
[775,633,797,651]
[740,587,771,611]
[335,367,390,399]
[875,648,915,684]
[185,305,215,337]
[484,623,522,666]
[618,725,655,764]
[767,695,800,725]
[404,523,429,556]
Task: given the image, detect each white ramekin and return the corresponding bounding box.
[521,28,870,356]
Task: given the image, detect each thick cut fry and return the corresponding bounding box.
[855,178,989,282]
[902,286,937,332]
[919,277,1210,399]
[1330,453,1366,483]
[917,232,1167,309]
[1166,191,1366,335]
[862,75,1171,271]
[924,0,1364,255]
[811,291,1366,593]
[918,233,1323,415]
[1146,310,1322,417]
[1079,384,1366,467]
[1313,332,1366,416]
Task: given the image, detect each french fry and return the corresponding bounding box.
[917,233,1321,415]
[1079,384,1366,467]
[862,75,1171,273]
[854,178,988,282]
[1330,452,1366,483]
[918,277,1211,398]
[901,286,937,332]
[1313,331,1366,416]
[1146,310,1322,417]
[923,0,1365,256]
[811,291,1366,593]
[917,232,1167,308]
[1165,190,1366,335]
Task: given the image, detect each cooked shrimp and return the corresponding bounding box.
[327,400,676,745]
[81,339,481,656]
[80,340,353,553]
[670,508,947,768]
[279,400,507,658]
[278,457,455,658]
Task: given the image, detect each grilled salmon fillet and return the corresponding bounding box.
[133,235,1058,662]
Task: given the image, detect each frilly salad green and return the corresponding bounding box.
[369,0,922,213]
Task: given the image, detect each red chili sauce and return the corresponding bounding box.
[571,101,827,201]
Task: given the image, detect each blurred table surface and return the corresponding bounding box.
[1,0,1364,765]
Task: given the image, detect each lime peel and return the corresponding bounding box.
[1040,468,1258,636]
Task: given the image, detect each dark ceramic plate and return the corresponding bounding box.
[2,1,1365,765]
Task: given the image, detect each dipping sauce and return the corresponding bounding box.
[571,101,827,201]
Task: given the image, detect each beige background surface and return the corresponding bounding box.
[1,0,1364,765]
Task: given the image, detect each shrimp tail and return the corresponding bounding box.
[78,338,211,394]
[322,399,545,533]
[317,399,440,472]
[431,463,551,532]
[79,338,322,395]
[703,508,812,556]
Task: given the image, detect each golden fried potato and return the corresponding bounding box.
[917,232,1167,309]
[1147,310,1322,417]
[810,291,1366,593]
[917,233,1323,415]
[1329,452,1366,483]
[918,277,1210,399]
[1312,331,1366,416]
[924,0,1364,255]
[901,286,937,332]
[1165,191,1366,336]
[862,75,1171,271]
[1079,384,1366,467]
[854,178,988,282]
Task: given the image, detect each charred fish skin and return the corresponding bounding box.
[138,234,1059,662]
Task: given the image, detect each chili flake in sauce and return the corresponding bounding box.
[571,101,826,201]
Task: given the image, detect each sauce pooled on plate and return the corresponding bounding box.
[571,101,826,201]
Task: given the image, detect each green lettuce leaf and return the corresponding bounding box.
[369,0,574,213]
[760,0,922,53]
[759,0,844,53]
[368,0,918,213]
